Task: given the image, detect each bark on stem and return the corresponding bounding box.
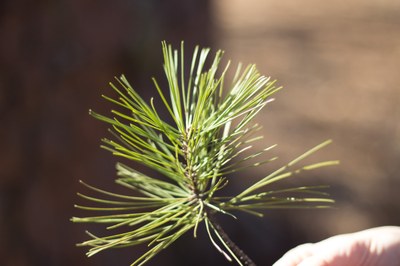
[207,212,257,266]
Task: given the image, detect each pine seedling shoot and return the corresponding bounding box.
[72,41,338,266]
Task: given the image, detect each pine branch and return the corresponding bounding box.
[72,41,338,266]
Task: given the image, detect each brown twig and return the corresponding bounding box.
[207,212,257,266]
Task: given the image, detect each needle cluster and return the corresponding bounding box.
[72,41,338,266]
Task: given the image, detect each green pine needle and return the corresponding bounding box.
[72,41,338,266]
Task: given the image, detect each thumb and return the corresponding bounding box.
[297,255,337,266]
[272,243,315,266]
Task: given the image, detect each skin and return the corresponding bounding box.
[273,226,400,266]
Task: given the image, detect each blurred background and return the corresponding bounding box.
[1,0,400,265]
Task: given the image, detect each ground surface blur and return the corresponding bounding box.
[213,0,400,235]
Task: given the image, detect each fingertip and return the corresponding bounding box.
[273,243,315,266]
[297,256,325,266]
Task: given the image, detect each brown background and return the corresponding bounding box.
[1,0,399,265]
